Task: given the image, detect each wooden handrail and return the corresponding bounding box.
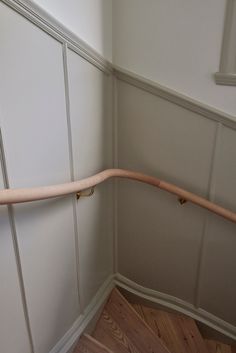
[0,168,235,223]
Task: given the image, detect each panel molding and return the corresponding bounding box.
[1,0,113,74]
[62,43,83,314]
[114,66,236,130]
[112,76,119,274]
[114,274,236,341]
[194,123,223,309]
[0,128,34,353]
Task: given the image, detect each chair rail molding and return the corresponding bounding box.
[1,0,113,74]
[2,0,236,111]
[114,67,236,128]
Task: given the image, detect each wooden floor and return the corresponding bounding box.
[132,302,209,353]
[74,334,114,353]
[205,339,236,353]
[73,288,236,353]
[93,288,169,353]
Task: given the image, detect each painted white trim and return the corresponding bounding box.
[219,0,235,73]
[194,123,222,308]
[215,72,236,86]
[114,67,236,130]
[114,273,236,341]
[48,272,236,353]
[216,0,236,82]
[112,76,119,274]
[1,0,113,74]
[62,43,83,313]
[0,129,35,353]
[1,0,235,120]
[49,275,115,353]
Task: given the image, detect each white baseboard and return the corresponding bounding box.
[114,273,236,341]
[48,272,236,353]
[49,275,115,353]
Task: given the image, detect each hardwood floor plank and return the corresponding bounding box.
[205,339,232,353]
[104,288,170,353]
[93,309,141,353]
[76,288,235,353]
[132,303,208,353]
[73,334,115,353]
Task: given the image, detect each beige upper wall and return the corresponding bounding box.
[32,0,113,61]
[113,0,236,117]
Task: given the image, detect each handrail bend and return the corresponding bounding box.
[0,168,235,223]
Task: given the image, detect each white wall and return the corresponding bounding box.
[0,2,113,353]
[113,0,236,117]
[33,0,113,61]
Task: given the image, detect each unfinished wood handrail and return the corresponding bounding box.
[0,168,235,223]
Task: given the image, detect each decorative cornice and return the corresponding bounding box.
[114,66,236,131]
[215,72,236,86]
[1,0,113,74]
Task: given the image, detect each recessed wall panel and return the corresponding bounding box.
[0,4,79,353]
[199,126,236,325]
[67,49,113,309]
[0,161,31,353]
[117,80,217,304]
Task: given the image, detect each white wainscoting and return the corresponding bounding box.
[198,125,236,325]
[115,71,236,329]
[0,2,113,353]
[66,47,114,311]
[0,1,236,353]
[0,138,32,353]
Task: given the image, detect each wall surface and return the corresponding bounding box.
[0,166,31,353]
[0,2,113,353]
[32,0,112,61]
[0,1,236,352]
[116,77,236,328]
[113,0,236,331]
[113,0,236,117]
